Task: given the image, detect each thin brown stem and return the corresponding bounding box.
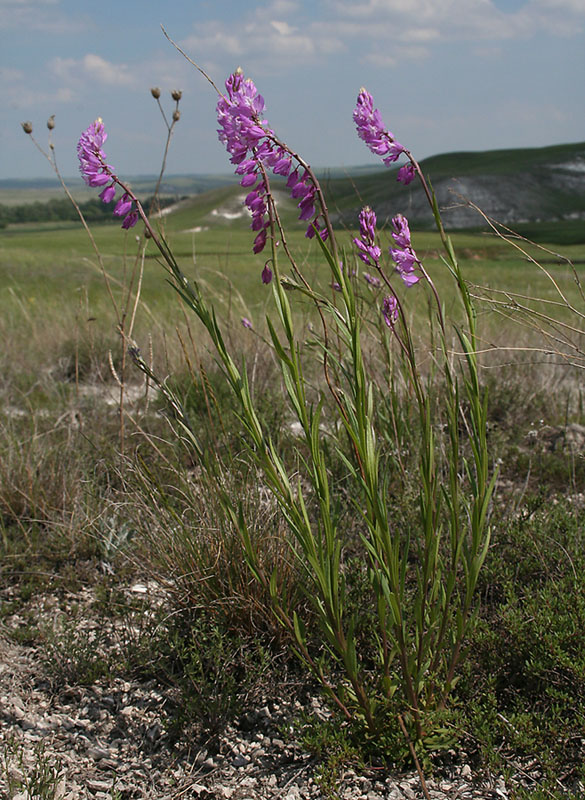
[397,714,432,800]
[161,27,223,97]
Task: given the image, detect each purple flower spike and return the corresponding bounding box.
[389,213,421,286]
[78,121,145,231]
[382,295,398,326]
[218,69,324,255]
[353,206,381,270]
[77,119,114,188]
[353,89,414,183]
[390,213,412,249]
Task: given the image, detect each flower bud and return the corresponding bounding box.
[171,89,182,101]
[144,226,152,239]
[47,115,55,130]
[172,109,181,122]
[150,87,161,99]
[21,121,33,134]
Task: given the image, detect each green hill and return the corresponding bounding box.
[322,142,585,238]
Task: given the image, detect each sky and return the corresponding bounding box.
[1,0,584,181]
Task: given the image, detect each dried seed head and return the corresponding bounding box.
[172,109,181,122]
[150,87,161,99]
[171,89,182,101]
[47,115,55,130]
[21,121,33,134]
[144,226,152,239]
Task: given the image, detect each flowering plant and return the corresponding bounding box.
[75,69,495,759]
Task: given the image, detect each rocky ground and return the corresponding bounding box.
[0,575,525,800]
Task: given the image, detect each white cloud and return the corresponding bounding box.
[182,22,244,58]
[174,0,583,79]
[326,0,585,40]
[50,54,136,88]
[181,3,344,72]
[82,54,135,87]
[270,19,296,36]
[0,0,89,32]
[364,44,430,67]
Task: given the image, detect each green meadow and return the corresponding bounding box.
[2,184,582,330]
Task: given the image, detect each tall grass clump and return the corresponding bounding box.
[71,64,498,762]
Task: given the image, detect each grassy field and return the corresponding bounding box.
[2,191,585,797]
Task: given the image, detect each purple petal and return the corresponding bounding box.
[240,172,257,187]
[253,229,267,254]
[273,157,292,176]
[99,184,116,204]
[114,194,133,217]
[121,210,139,229]
[87,172,111,187]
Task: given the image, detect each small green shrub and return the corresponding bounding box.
[456,500,585,791]
[159,615,273,739]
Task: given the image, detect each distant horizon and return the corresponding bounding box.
[2,138,584,187]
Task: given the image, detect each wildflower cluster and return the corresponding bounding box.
[353,89,415,186]
[353,207,420,289]
[217,69,327,271]
[77,119,138,229]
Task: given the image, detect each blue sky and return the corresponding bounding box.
[1,0,584,180]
